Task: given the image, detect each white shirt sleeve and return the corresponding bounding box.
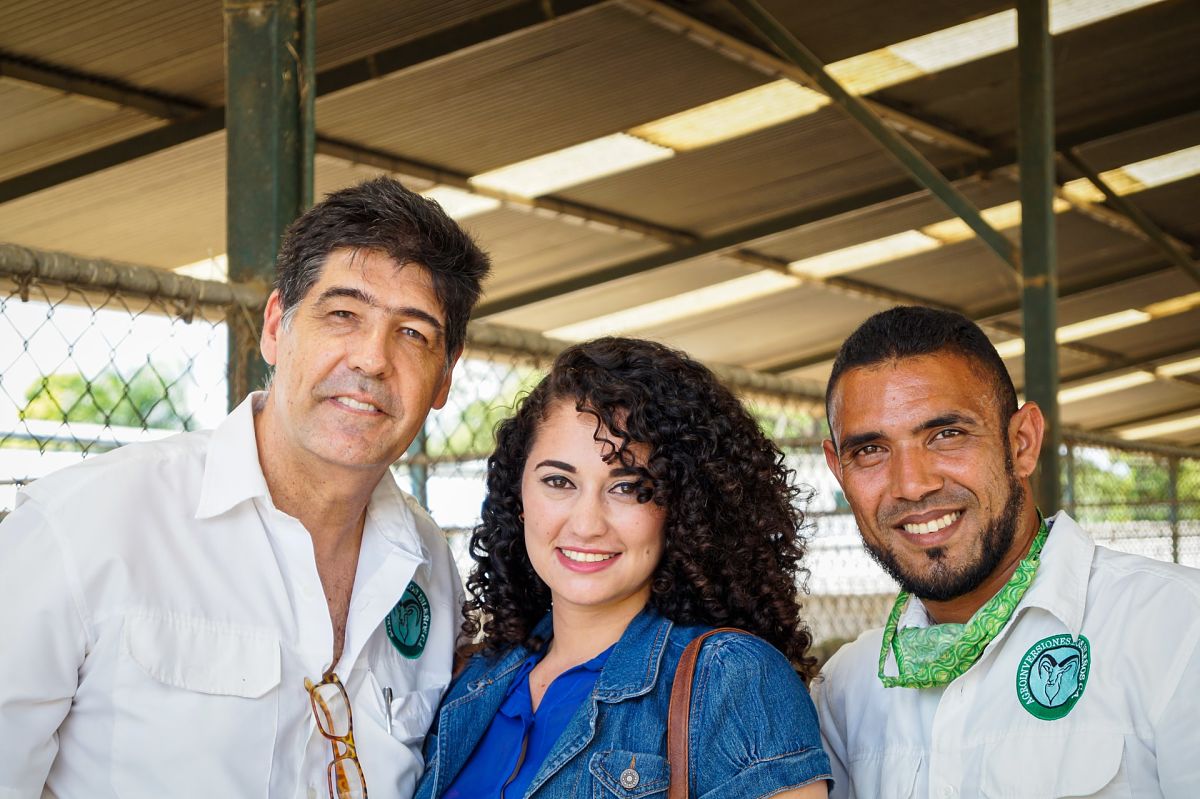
[0,497,90,796]
[811,667,854,799]
[1152,619,1200,795]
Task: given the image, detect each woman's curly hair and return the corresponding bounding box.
[462,337,817,680]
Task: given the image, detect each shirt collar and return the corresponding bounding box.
[193,392,429,562]
[465,608,673,700]
[593,607,674,702]
[195,392,270,519]
[899,511,1092,638]
[363,470,427,562]
[1017,510,1092,637]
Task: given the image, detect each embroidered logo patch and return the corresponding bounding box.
[1016,634,1090,720]
[385,581,430,659]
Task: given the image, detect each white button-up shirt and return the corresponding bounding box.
[813,512,1200,798]
[0,394,463,799]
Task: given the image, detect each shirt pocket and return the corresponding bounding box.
[978,730,1129,798]
[365,668,446,747]
[113,613,281,799]
[589,750,670,799]
[847,750,922,799]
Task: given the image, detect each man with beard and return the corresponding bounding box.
[0,177,490,798]
[813,306,1200,798]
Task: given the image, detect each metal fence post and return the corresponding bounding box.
[223,0,315,410]
[1168,455,1180,563]
[1064,441,1076,518]
[406,423,429,510]
[1018,0,1061,512]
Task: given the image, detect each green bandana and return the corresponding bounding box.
[878,516,1050,689]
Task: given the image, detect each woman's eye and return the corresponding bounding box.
[542,475,572,489]
[612,481,642,496]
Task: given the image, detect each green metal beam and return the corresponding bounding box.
[627,0,990,159]
[0,108,225,204]
[1055,341,1200,386]
[693,253,1180,375]
[475,179,976,317]
[315,136,692,246]
[1017,0,1060,511]
[477,103,1197,319]
[0,54,205,118]
[725,0,1019,273]
[0,0,607,205]
[1060,148,1200,288]
[224,0,315,408]
[314,0,607,97]
[1100,401,1200,433]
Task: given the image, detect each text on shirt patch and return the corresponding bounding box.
[1016,634,1091,720]
[385,581,431,658]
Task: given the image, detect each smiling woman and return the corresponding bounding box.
[413,337,832,799]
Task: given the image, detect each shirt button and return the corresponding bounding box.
[619,767,640,789]
[939,785,956,798]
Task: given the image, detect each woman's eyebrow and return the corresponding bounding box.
[534,459,575,472]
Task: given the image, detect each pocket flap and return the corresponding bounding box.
[123,613,281,698]
[590,750,669,798]
[981,729,1125,797]
[1052,731,1124,796]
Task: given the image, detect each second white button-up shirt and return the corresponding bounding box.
[0,393,464,799]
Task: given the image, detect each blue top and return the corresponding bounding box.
[442,644,613,799]
[415,607,832,799]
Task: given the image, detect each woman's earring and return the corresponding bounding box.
[518,512,525,523]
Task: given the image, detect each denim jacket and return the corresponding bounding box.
[414,608,831,799]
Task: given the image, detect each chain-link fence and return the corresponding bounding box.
[4,244,1199,653]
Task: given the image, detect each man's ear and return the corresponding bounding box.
[260,290,284,366]
[432,346,462,410]
[822,438,845,488]
[1009,401,1046,480]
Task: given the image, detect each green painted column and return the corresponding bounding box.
[224,0,315,409]
[406,424,430,511]
[1018,0,1061,511]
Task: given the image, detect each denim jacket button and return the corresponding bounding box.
[619,768,640,789]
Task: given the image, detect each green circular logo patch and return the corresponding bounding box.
[1016,633,1090,720]
[385,581,430,659]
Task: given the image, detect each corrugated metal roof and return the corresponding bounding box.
[490,253,748,330]
[0,82,164,180]
[885,0,1200,145]
[314,3,766,174]
[1,0,1198,442]
[466,206,666,299]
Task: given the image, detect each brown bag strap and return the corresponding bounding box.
[666,627,747,799]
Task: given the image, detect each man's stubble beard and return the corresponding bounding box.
[863,448,1025,603]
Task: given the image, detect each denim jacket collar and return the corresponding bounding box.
[432,607,677,797]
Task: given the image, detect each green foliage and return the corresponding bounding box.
[1068,447,1200,523]
[21,364,194,431]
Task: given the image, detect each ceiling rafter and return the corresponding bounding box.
[0,0,611,205]
[761,255,1199,375]
[479,101,1197,318]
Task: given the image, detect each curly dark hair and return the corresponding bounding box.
[462,337,817,680]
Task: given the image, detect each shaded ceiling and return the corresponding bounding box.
[2,0,1199,445]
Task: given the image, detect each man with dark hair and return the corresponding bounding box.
[0,177,491,798]
[813,306,1200,798]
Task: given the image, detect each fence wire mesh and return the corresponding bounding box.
[3,258,1199,651]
